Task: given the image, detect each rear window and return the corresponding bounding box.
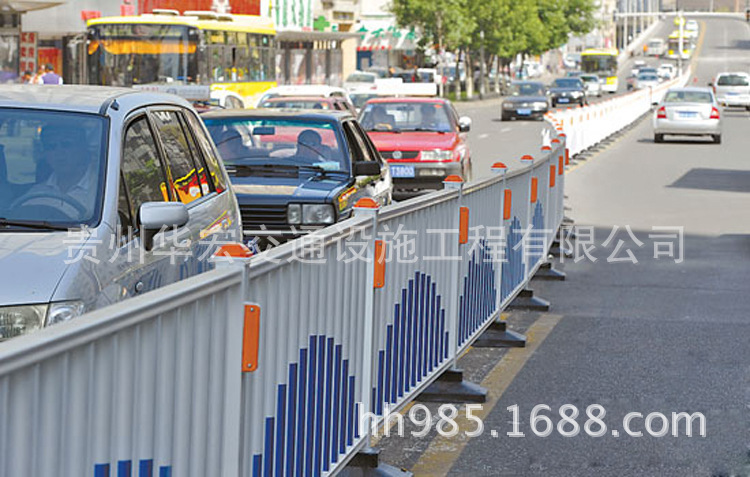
[664,91,713,103]
[346,73,375,83]
[553,78,582,88]
[717,74,749,86]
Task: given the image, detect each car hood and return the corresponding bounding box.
[504,96,548,103]
[230,174,349,205]
[367,131,459,152]
[0,231,84,305]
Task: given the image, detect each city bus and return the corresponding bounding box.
[666,31,692,60]
[86,10,277,106]
[580,48,618,93]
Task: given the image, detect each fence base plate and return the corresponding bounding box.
[508,288,551,312]
[534,262,566,281]
[417,368,487,403]
[341,447,413,477]
[472,320,527,348]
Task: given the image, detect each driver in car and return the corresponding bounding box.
[17,125,97,221]
[420,103,450,131]
[296,129,330,163]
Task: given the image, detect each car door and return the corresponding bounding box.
[105,113,179,302]
[148,108,237,280]
[342,120,392,206]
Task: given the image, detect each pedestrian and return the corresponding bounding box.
[20,70,32,84]
[41,63,62,85]
[31,66,44,84]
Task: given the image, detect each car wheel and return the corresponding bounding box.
[654,133,664,143]
[712,134,721,144]
[501,113,510,121]
[746,105,750,111]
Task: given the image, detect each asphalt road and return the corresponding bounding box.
[456,19,677,178]
[377,16,750,476]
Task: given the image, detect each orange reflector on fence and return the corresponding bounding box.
[551,138,560,145]
[215,243,253,258]
[565,148,570,165]
[459,207,469,244]
[550,165,556,187]
[444,175,464,183]
[504,189,512,220]
[242,304,261,372]
[559,156,564,175]
[541,145,552,151]
[531,178,538,203]
[521,154,534,162]
[374,240,386,288]
[355,197,380,208]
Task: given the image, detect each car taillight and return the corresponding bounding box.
[656,106,666,119]
[710,107,720,119]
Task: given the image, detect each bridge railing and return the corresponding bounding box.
[0,134,568,476]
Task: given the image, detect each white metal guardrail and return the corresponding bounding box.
[0,135,568,476]
[548,71,691,157]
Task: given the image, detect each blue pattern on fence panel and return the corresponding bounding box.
[458,239,497,347]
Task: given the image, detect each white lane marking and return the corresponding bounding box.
[500,127,511,133]
[479,133,490,139]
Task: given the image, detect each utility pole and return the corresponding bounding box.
[678,10,683,75]
[624,0,629,50]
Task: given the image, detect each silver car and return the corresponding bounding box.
[653,87,722,144]
[579,74,602,97]
[0,86,242,340]
[710,72,750,110]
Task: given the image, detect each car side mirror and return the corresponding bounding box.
[707,82,713,87]
[458,116,472,132]
[139,202,189,251]
[353,161,382,177]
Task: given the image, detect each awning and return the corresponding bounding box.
[1,0,64,12]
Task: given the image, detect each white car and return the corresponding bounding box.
[653,87,721,144]
[710,72,750,109]
[657,63,675,80]
[634,73,660,90]
[685,20,699,38]
[343,71,378,92]
[256,85,351,107]
[579,74,603,97]
[646,39,666,57]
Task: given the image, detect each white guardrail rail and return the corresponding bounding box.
[0,132,568,475]
[547,71,691,157]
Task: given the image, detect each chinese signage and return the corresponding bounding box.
[355,21,417,52]
[19,32,37,74]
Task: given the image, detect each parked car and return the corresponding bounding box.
[710,72,750,110]
[0,85,242,340]
[202,109,392,245]
[653,87,722,144]
[501,81,549,120]
[634,72,661,90]
[579,74,603,98]
[548,78,587,107]
[258,96,357,116]
[256,85,351,107]
[359,97,471,195]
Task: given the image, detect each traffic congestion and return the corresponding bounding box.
[1,2,750,475]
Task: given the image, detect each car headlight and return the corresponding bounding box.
[287,204,302,224]
[533,102,548,108]
[0,304,47,340]
[571,91,583,97]
[421,149,454,161]
[503,102,515,109]
[302,204,335,225]
[47,301,85,326]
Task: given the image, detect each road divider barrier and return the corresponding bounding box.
[547,71,690,158]
[0,134,568,476]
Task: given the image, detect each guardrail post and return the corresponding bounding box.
[417,176,487,403]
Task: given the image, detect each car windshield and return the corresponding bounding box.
[580,75,598,83]
[350,94,378,109]
[553,79,582,88]
[0,109,106,228]
[359,102,454,133]
[511,83,545,96]
[346,73,375,83]
[717,74,749,86]
[664,91,713,103]
[639,74,659,81]
[260,100,331,110]
[204,118,348,173]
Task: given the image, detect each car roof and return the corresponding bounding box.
[0,85,191,114]
[365,97,448,104]
[666,86,713,93]
[511,81,544,86]
[716,71,749,77]
[264,85,347,95]
[201,108,353,121]
[262,96,337,103]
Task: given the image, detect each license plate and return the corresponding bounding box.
[517,108,532,115]
[678,111,698,119]
[726,92,739,96]
[390,165,415,178]
[558,98,570,103]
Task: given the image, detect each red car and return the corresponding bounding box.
[358,97,472,194]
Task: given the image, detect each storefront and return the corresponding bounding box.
[276,29,357,86]
[354,19,417,71]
